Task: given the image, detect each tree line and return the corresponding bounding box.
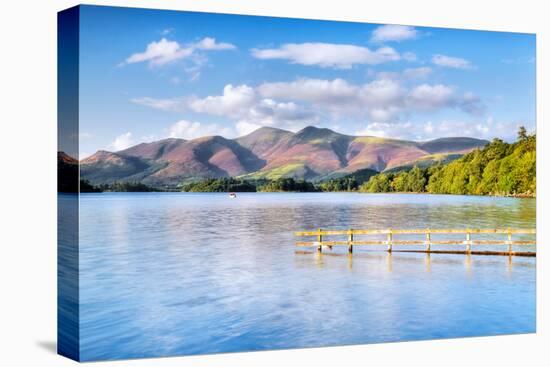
[182,173,384,192]
[182,177,316,192]
[182,178,257,192]
[80,180,157,192]
[360,127,536,197]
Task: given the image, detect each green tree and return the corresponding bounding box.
[360,173,393,193]
[406,166,427,192]
[391,173,407,192]
[518,126,528,142]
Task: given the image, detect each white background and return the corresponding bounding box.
[0,0,548,365]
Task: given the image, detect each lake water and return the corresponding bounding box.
[71,193,535,361]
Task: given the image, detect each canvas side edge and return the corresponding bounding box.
[57,5,81,362]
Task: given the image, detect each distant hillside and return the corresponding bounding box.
[81,150,158,184]
[418,137,489,154]
[384,152,463,173]
[235,126,293,158]
[240,126,352,180]
[119,138,187,160]
[80,126,489,188]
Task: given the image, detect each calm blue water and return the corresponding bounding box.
[73,193,535,361]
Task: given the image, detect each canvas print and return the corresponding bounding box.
[58,5,536,362]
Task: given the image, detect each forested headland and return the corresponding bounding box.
[360,127,535,197]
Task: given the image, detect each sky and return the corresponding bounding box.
[75,5,536,158]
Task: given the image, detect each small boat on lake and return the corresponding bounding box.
[229,192,237,198]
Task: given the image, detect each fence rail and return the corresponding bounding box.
[294,228,536,256]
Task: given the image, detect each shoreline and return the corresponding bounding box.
[74,191,536,198]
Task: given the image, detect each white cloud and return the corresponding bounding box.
[260,78,470,120]
[194,37,236,50]
[167,120,234,140]
[252,99,314,123]
[431,54,473,69]
[251,43,400,69]
[355,116,524,142]
[406,84,485,115]
[259,78,405,110]
[259,78,358,105]
[421,118,514,140]
[109,132,135,151]
[187,84,257,117]
[184,84,314,128]
[258,78,406,122]
[133,77,485,136]
[366,108,402,123]
[134,83,316,134]
[371,25,418,42]
[124,38,194,66]
[360,79,405,108]
[406,84,455,110]
[124,37,236,67]
[121,37,236,80]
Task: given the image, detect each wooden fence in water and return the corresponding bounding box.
[294,228,536,257]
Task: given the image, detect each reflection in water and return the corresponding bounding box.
[77,192,536,361]
[465,254,472,274]
[314,251,324,268]
[294,250,535,274]
[425,253,431,273]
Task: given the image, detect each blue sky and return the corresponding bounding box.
[76,5,536,158]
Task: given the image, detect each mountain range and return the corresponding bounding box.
[79,126,488,188]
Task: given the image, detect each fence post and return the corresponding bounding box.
[466,231,471,254]
[348,229,353,253]
[387,230,393,252]
[317,228,323,253]
[508,228,512,255]
[426,229,431,252]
